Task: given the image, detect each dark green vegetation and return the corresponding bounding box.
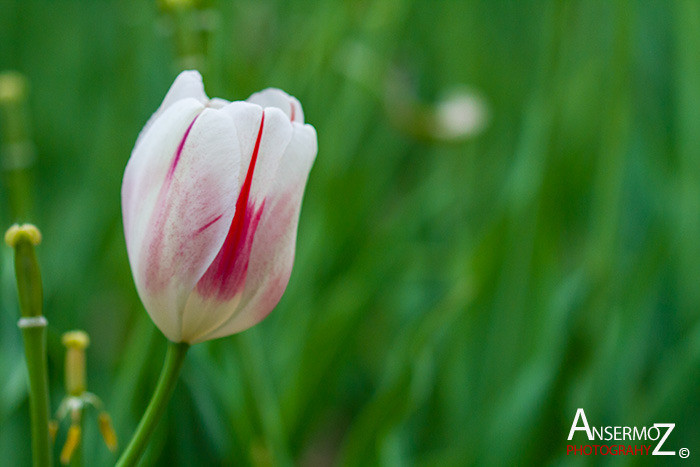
[1,1,699,465]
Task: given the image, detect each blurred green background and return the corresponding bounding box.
[2,0,700,465]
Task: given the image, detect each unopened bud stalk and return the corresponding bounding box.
[6,224,43,318]
[6,223,52,467]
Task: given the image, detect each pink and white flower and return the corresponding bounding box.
[122,70,317,344]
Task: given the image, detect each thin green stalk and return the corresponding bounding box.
[20,320,51,467]
[7,225,51,467]
[116,341,189,467]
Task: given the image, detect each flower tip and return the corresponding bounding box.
[62,330,90,349]
[172,69,203,84]
[0,70,28,105]
[4,223,42,248]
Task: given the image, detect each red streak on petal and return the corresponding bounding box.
[196,111,266,300]
[167,115,199,182]
[289,101,296,122]
[196,214,223,234]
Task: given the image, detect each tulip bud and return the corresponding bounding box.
[122,70,317,344]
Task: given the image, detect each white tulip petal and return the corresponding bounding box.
[247,88,305,123]
[134,71,209,151]
[123,106,240,342]
[160,70,209,109]
[123,98,204,241]
[180,106,296,342]
[195,122,317,342]
[218,102,293,204]
[208,97,230,109]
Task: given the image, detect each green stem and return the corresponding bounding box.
[20,320,52,467]
[116,341,189,467]
[9,230,51,467]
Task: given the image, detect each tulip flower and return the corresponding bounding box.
[122,70,317,344]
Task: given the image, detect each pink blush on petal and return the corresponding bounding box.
[143,114,199,291]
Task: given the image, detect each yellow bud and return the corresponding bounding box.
[61,330,90,349]
[0,71,28,105]
[62,330,89,396]
[4,223,41,247]
[98,412,118,452]
[3,225,19,246]
[49,420,58,442]
[7,223,43,318]
[60,424,81,465]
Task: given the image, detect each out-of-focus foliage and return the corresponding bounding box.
[1,0,699,465]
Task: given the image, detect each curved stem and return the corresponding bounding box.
[116,341,189,467]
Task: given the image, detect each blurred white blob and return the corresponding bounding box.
[334,40,490,142]
[431,88,489,141]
